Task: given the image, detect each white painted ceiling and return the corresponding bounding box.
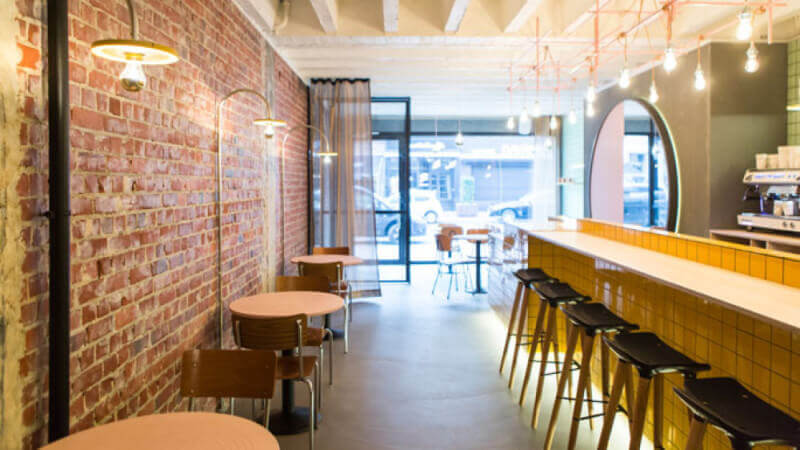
[236,0,800,117]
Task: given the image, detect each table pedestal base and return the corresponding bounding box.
[268,408,321,435]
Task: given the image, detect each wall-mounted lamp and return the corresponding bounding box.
[90,0,179,91]
[216,88,285,347]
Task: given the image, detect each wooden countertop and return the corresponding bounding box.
[529,231,800,331]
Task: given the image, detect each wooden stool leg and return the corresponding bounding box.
[601,342,610,399]
[566,332,595,450]
[500,282,524,374]
[542,324,580,450]
[518,298,546,397]
[685,416,707,450]
[585,360,594,430]
[628,376,652,450]
[508,287,530,389]
[598,361,629,450]
[653,375,664,449]
[624,363,636,432]
[531,305,558,428]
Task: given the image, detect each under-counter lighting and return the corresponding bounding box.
[91,0,179,92]
[745,42,759,73]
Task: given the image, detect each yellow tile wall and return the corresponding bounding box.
[526,226,800,450]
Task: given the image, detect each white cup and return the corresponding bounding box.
[778,147,793,168]
[792,148,800,168]
[755,153,768,169]
[767,154,779,169]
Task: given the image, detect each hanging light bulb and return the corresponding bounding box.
[745,42,759,73]
[736,8,753,41]
[532,100,542,118]
[506,115,516,130]
[323,155,332,164]
[586,101,594,117]
[518,107,531,135]
[264,123,276,138]
[568,108,577,124]
[549,115,558,130]
[618,67,631,89]
[649,81,659,103]
[120,60,146,92]
[586,84,596,102]
[663,47,678,73]
[455,131,464,146]
[694,66,706,90]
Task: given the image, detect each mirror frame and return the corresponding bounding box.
[588,98,679,231]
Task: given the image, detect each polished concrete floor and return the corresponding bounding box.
[252,266,630,449]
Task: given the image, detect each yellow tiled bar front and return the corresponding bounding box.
[527,226,800,450]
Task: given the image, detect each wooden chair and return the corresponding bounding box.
[180,349,277,428]
[298,262,351,353]
[276,275,334,391]
[312,246,350,255]
[233,313,318,450]
[432,234,472,299]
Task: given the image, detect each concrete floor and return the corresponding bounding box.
[249,267,630,449]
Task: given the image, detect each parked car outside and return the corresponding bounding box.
[386,188,444,224]
[488,193,536,222]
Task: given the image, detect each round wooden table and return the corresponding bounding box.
[289,254,364,266]
[229,291,344,436]
[42,412,279,450]
[453,234,489,294]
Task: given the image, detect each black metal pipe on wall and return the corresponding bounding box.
[47,0,71,441]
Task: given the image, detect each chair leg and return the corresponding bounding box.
[316,358,323,410]
[326,329,334,385]
[597,361,630,450]
[543,324,579,450]
[432,265,441,294]
[685,416,707,450]
[516,296,544,394]
[653,375,664,449]
[264,398,271,429]
[566,332,595,450]
[500,282,524,374]
[531,306,558,429]
[447,268,454,299]
[301,378,315,450]
[344,301,350,354]
[508,287,532,389]
[628,376,652,450]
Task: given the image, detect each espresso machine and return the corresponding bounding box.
[738,169,800,233]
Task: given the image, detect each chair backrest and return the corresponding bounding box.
[467,228,490,235]
[312,246,350,255]
[180,349,276,400]
[276,275,330,293]
[435,234,453,252]
[439,225,463,238]
[298,262,342,285]
[233,313,308,351]
[503,235,515,250]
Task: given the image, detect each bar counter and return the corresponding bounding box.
[488,218,800,450]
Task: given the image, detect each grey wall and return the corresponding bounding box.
[585,42,787,237]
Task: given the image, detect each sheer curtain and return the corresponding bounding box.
[310,79,381,298]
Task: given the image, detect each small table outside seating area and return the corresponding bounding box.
[452,233,489,294]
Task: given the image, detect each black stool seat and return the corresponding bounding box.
[561,303,639,335]
[603,332,710,378]
[675,377,800,447]
[534,282,589,306]
[514,268,553,287]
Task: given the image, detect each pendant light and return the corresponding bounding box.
[433,117,445,151]
[663,5,677,73]
[736,6,753,41]
[518,79,531,135]
[745,41,759,73]
[507,65,516,130]
[694,40,706,91]
[649,68,659,103]
[618,34,631,89]
[91,0,179,92]
[532,100,542,118]
[549,115,558,130]
[568,108,577,124]
[506,116,516,130]
[455,120,465,146]
[586,84,596,102]
[586,101,595,117]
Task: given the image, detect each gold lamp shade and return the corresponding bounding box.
[253,118,288,128]
[90,39,179,65]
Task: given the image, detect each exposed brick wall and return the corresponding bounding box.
[10,0,308,447]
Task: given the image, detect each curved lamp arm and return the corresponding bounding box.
[126,0,138,39]
[281,124,334,155]
[215,88,276,349]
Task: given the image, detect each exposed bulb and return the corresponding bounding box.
[586,102,594,117]
[323,155,332,164]
[264,124,275,138]
[663,47,678,73]
[518,108,532,135]
[586,84,596,102]
[506,116,516,130]
[745,42,759,73]
[532,100,542,118]
[649,81,659,103]
[694,66,706,91]
[545,138,553,149]
[568,108,577,124]
[549,115,558,130]
[618,67,631,89]
[455,131,464,146]
[120,61,146,92]
[736,9,753,41]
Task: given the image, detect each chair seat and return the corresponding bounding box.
[603,332,710,377]
[513,268,553,286]
[675,377,800,447]
[276,356,317,379]
[305,327,325,346]
[561,303,639,335]
[534,282,588,306]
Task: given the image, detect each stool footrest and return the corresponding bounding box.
[557,396,609,404]
[577,412,608,421]
[544,365,581,377]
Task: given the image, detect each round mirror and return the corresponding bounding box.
[589,99,678,230]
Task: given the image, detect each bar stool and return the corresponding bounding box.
[499,268,555,387]
[675,377,800,450]
[597,332,711,450]
[519,282,591,428]
[543,302,639,450]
